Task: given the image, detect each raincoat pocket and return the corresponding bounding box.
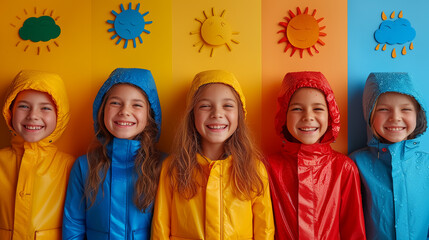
[34,227,61,239]
[132,227,149,239]
[87,228,109,240]
[0,228,11,240]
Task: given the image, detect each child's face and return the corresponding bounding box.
[12,90,57,143]
[286,88,328,144]
[104,84,149,140]
[194,84,239,153]
[372,92,417,143]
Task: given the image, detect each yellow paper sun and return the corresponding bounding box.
[190,8,239,57]
[278,7,326,58]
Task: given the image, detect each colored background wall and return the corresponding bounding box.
[0,0,172,156]
[262,0,348,155]
[0,0,428,158]
[348,0,429,153]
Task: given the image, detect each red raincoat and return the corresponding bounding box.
[267,72,366,240]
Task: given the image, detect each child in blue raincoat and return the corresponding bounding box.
[63,68,163,240]
[350,72,429,239]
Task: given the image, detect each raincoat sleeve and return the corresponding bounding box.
[62,157,87,240]
[252,162,275,240]
[151,158,172,240]
[339,159,366,239]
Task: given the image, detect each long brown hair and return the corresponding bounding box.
[84,83,161,212]
[168,83,264,200]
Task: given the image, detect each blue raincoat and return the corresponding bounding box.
[350,72,429,239]
[63,68,162,240]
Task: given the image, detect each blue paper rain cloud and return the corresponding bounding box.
[374,18,415,45]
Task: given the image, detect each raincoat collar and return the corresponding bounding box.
[107,137,141,164]
[197,153,233,165]
[281,140,333,166]
[188,70,247,117]
[275,71,340,145]
[363,72,427,142]
[93,68,162,141]
[367,136,421,162]
[2,70,70,147]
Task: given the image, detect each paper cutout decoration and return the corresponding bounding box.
[11,7,61,54]
[190,8,239,57]
[374,11,415,58]
[107,3,152,48]
[278,7,326,58]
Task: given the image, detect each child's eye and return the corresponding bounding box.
[199,104,210,109]
[109,101,121,106]
[17,104,30,109]
[133,104,143,108]
[402,108,413,112]
[41,107,53,111]
[224,104,235,108]
[290,107,302,111]
[314,107,325,111]
[376,108,388,112]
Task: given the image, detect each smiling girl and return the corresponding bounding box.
[0,70,74,240]
[151,70,274,240]
[63,68,163,240]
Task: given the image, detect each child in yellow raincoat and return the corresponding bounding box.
[151,70,274,240]
[0,70,74,240]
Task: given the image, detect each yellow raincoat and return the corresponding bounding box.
[151,70,274,240]
[152,154,274,240]
[0,70,74,240]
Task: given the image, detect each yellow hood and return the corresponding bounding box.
[2,70,70,145]
[188,70,247,117]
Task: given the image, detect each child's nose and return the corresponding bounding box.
[389,110,401,121]
[302,110,315,121]
[26,109,39,120]
[210,107,223,118]
[119,106,131,116]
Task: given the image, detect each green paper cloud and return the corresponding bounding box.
[19,16,61,42]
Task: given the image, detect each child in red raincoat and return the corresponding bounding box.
[267,71,366,239]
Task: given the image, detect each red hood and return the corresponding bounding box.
[275,71,340,144]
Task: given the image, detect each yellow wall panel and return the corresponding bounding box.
[0,0,172,157]
[171,0,262,146]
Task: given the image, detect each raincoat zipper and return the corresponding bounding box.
[220,162,223,240]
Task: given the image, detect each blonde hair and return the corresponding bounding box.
[168,83,264,200]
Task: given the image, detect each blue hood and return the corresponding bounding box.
[93,68,162,141]
[362,72,427,141]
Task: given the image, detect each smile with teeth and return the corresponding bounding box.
[299,127,318,132]
[115,121,135,126]
[25,125,43,130]
[207,124,227,130]
[385,127,405,131]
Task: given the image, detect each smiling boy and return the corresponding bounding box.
[267,71,366,239]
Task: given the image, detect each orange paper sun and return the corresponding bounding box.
[278,7,326,58]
